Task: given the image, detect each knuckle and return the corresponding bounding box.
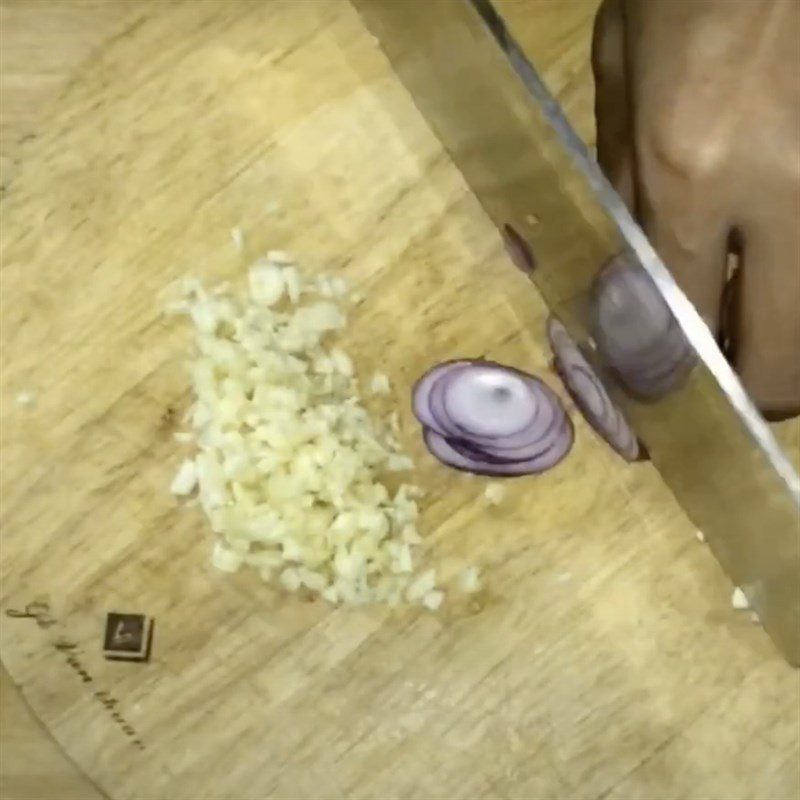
[640,108,728,181]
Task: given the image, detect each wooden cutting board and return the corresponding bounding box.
[1,2,797,799]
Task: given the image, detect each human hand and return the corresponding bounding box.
[592,0,800,420]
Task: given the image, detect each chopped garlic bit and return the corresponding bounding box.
[316,276,334,297]
[330,348,353,377]
[15,391,36,408]
[280,566,301,592]
[282,265,301,304]
[459,566,481,594]
[387,454,414,472]
[422,590,444,611]
[231,226,244,252]
[173,431,193,444]
[265,249,294,265]
[695,530,706,543]
[330,277,348,297]
[170,459,198,496]
[370,372,391,395]
[406,569,437,603]
[168,254,457,609]
[401,524,422,545]
[249,262,285,306]
[212,541,243,573]
[731,586,749,610]
[483,482,506,506]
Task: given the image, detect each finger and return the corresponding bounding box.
[640,215,729,338]
[591,0,636,210]
[734,211,800,420]
[635,148,730,336]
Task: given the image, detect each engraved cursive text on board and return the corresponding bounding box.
[5,601,146,750]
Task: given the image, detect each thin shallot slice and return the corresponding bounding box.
[413,359,573,476]
[423,421,573,477]
[547,315,639,462]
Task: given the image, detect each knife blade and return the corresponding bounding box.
[353,0,800,664]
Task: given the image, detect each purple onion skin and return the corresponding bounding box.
[552,356,640,463]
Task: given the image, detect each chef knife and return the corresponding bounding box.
[352,0,800,664]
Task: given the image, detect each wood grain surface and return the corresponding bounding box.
[0,672,103,800]
[2,4,132,797]
[1,2,798,800]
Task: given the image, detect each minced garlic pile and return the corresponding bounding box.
[166,251,451,609]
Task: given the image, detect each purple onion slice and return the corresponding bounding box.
[445,436,535,465]
[414,359,574,476]
[445,419,571,464]
[547,316,640,462]
[426,363,564,453]
[411,360,471,433]
[423,421,573,477]
[436,363,539,437]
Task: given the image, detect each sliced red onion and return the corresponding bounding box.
[418,362,564,449]
[547,316,640,462]
[439,363,539,436]
[427,364,564,452]
[445,436,531,465]
[413,359,574,476]
[411,360,471,433]
[590,254,696,400]
[423,422,573,477]
[445,419,570,464]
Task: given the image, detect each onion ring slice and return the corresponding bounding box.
[423,421,573,476]
[547,315,639,462]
